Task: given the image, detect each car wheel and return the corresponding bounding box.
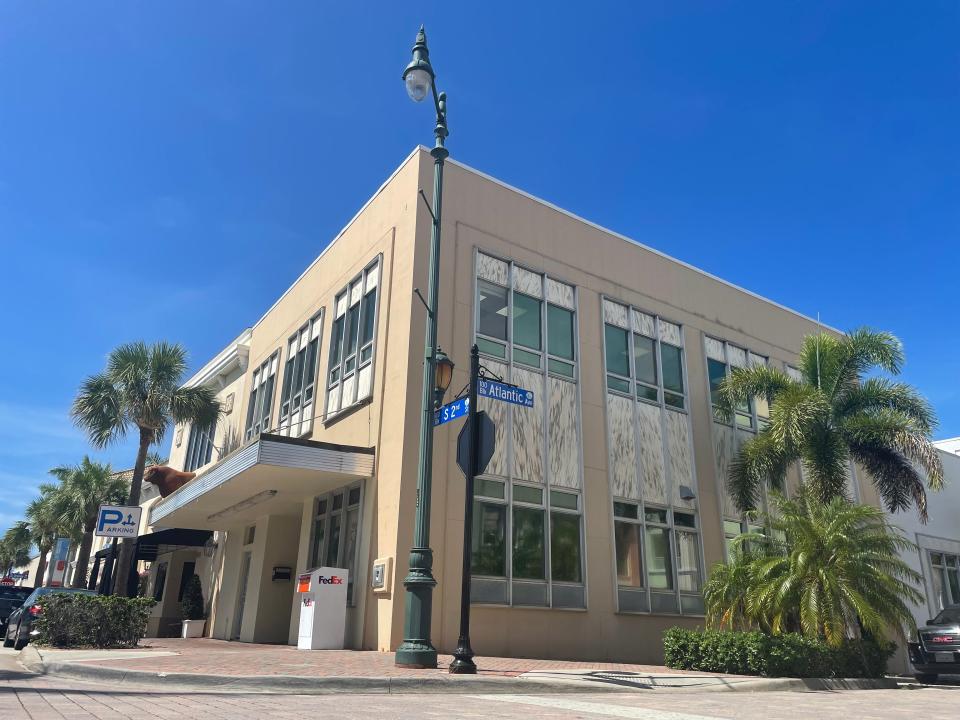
[914,673,938,684]
[12,624,26,651]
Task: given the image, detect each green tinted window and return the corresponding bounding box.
[547,304,575,360]
[645,525,673,590]
[478,281,508,340]
[550,512,582,582]
[605,324,629,376]
[707,359,727,406]
[472,502,506,576]
[513,293,542,350]
[512,507,545,579]
[661,344,684,394]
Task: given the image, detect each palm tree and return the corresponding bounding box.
[1,522,33,575]
[24,487,62,587]
[739,491,923,646]
[72,341,220,595]
[50,457,128,588]
[716,328,944,521]
[703,545,760,632]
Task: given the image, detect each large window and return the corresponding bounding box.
[326,259,380,419]
[183,422,215,472]
[604,307,687,410]
[931,552,960,611]
[705,337,768,429]
[613,501,702,614]
[278,311,324,437]
[471,253,583,608]
[472,479,584,607]
[475,274,577,379]
[244,351,280,441]
[311,483,363,604]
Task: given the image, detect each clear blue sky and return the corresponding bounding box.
[1,2,957,531]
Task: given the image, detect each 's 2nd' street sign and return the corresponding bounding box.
[95,504,143,538]
[478,379,534,408]
[434,397,469,426]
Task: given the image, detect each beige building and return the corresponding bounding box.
[149,147,878,663]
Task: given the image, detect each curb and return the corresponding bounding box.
[17,647,899,695]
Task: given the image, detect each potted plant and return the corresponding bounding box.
[180,574,206,638]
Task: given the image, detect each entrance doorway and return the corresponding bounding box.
[232,551,252,640]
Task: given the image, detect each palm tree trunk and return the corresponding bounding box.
[71,526,94,588]
[35,544,49,588]
[112,431,151,597]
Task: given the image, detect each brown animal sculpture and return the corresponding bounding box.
[143,466,197,498]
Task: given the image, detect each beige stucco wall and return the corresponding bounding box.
[163,147,890,664]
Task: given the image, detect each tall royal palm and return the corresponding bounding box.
[716,328,943,521]
[72,341,220,595]
[50,457,128,588]
[24,487,62,587]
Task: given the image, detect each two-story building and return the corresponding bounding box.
[149,147,879,663]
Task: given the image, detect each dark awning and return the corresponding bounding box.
[135,528,212,561]
[93,529,212,562]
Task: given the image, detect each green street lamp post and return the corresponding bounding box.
[395,25,451,669]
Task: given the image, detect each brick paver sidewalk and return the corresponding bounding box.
[58,638,732,680]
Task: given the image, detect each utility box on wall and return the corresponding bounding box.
[296,567,349,650]
[371,557,392,594]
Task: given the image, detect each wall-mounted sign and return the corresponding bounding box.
[478,378,534,408]
[95,504,142,538]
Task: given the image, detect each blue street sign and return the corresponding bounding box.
[435,397,470,426]
[95,504,142,538]
[478,379,535,408]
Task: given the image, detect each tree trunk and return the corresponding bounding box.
[35,543,49,588]
[112,431,151,597]
[71,525,94,588]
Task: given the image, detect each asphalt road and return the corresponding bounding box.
[2,646,959,719]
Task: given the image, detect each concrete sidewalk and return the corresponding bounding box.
[18,638,898,694]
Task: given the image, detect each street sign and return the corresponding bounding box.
[95,504,143,538]
[457,411,496,477]
[478,378,534,408]
[434,396,470,426]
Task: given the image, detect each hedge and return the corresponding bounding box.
[663,628,895,678]
[35,594,155,648]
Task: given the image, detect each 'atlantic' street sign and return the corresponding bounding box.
[478,378,534,408]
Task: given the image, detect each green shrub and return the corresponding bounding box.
[180,574,205,621]
[35,594,155,648]
[663,627,894,678]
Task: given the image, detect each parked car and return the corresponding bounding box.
[0,586,34,635]
[2,587,97,650]
[908,605,960,683]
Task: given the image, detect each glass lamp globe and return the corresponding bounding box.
[404,67,432,102]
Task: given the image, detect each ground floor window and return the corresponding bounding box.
[722,519,765,560]
[310,482,363,604]
[930,552,960,611]
[471,478,584,608]
[613,501,703,615]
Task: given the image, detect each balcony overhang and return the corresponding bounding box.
[150,433,375,530]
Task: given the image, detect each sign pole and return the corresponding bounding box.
[449,344,479,674]
[100,538,117,595]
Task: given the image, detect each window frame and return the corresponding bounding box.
[930,551,960,610]
[612,498,704,616]
[470,251,585,609]
[244,350,281,441]
[183,420,216,472]
[705,337,769,431]
[324,257,381,421]
[310,481,364,606]
[278,310,325,438]
[602,303,689,414]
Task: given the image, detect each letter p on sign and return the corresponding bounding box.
[98,509,123,532]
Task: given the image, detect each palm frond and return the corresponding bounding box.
[71,373,127,448]
[715,365,797,424]
[834,378,936,433]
